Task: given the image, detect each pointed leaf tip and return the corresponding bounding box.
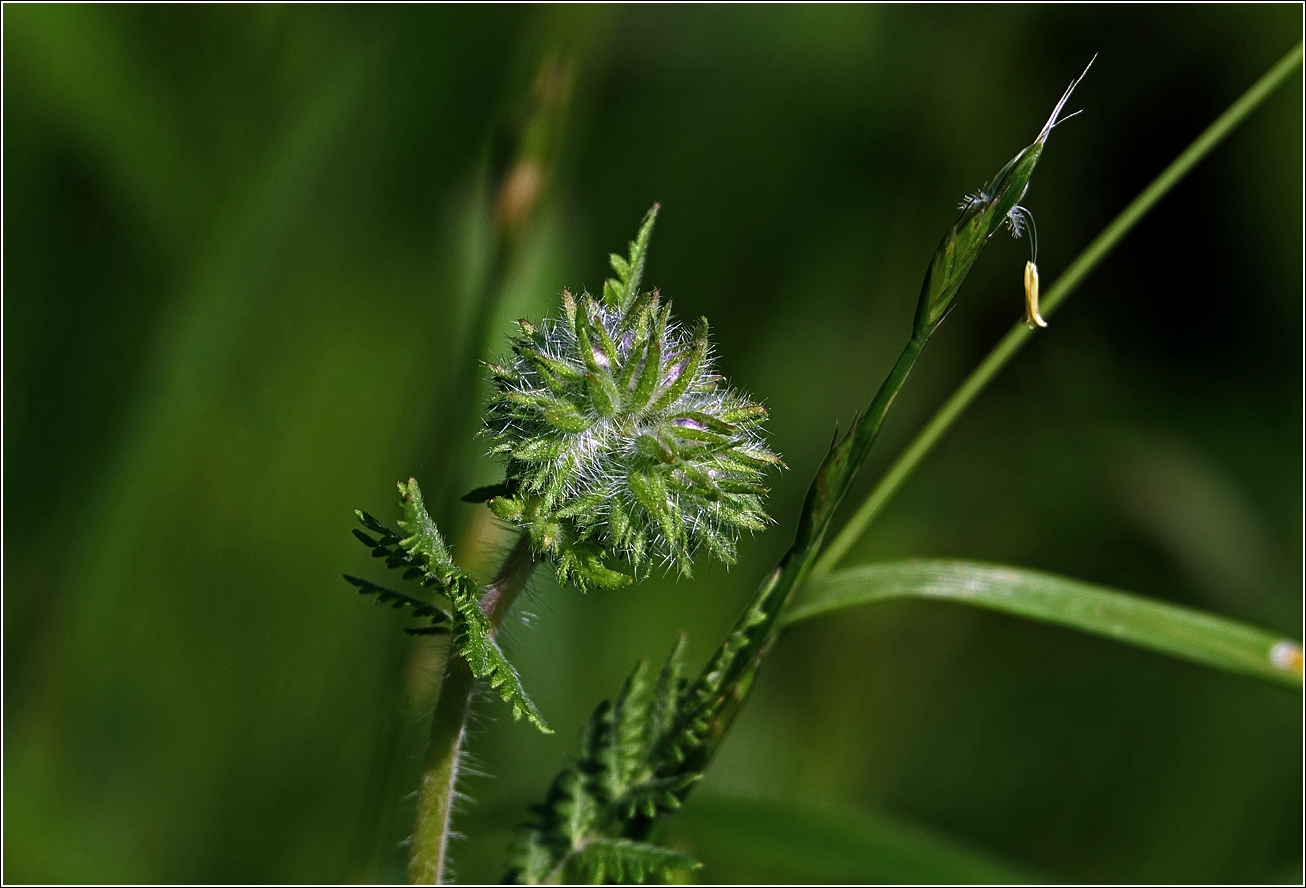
[602,205,661,310]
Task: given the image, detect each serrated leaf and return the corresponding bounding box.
[355,509,400,544]
[601,204,659,311]
[507,630,699,884]
[446,573,552,732]
[609,252,631,281]
[344,574,451,627]
[651,630,688,738]
[352,481,552,736]
[568,838,700,884]
[614,773,698,820]
[397,478,455,570]
[600,660,653,795]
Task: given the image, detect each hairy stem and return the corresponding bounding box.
[479,533,538,626]
[409,533,537,884]
[409,656,476,886]
[812,40,1304,577]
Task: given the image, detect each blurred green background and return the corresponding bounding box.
[4,5,1301,884]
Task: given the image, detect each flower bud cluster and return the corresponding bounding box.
[481,211,779,589]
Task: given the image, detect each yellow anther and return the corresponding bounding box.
[1022,260,1047,329]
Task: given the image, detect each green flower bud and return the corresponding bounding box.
[483,207,781,588]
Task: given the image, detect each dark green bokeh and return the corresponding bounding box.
[4,6,1300,884]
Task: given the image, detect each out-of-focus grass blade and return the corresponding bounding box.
[783,560,1303,687]
[670,795,1036,884]
[4,4,207,246]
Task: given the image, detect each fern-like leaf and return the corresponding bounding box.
[343,574,451,634]
[656,569,786,775]
[447,571,551,732]
[395,478,459,583]
[352,507,448,585]
[570,838,700,884]
[506,637,701,883]
[349,479,550,733]
[396,478,550,733]
[602,203,659,311]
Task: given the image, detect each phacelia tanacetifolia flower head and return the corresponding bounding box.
[480,206,781,590]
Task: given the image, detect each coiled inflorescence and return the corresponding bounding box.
[479,207,780,590]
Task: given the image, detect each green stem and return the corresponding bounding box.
[669,331,931,784]
[477,527,538,627]
[820,332,930,539]
[812,41,1303,577]
[409,533,536,885]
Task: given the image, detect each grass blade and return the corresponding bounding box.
[784,560,1304,687]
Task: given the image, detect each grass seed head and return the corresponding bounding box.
[914,57,1093,338]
